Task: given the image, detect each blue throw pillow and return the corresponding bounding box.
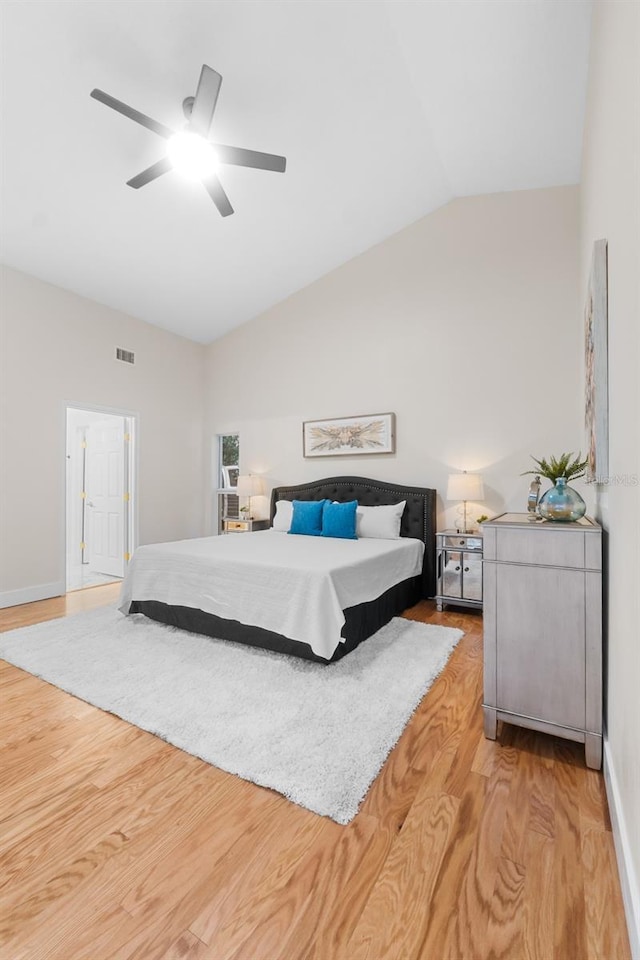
[289,499,328,537]
[322,500,358,540]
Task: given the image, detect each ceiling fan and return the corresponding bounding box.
[90,64,286,217]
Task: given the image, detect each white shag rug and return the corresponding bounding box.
[0,607,462,824]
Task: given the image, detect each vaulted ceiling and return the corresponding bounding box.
[0,0,592,343]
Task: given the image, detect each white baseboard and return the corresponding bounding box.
[604,738,640,960]
[0,581,65,609]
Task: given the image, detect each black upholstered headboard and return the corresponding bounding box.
[270,476,437,598]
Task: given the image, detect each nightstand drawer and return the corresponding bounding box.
[442,535,483,552]
[222,518,269,534]
[224,520,250,533]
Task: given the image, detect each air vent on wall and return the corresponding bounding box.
[116,347,135,365]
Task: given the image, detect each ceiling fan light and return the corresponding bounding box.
[167,132,218,180]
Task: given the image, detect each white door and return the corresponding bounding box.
[86,419,125,577]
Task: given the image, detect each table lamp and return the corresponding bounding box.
[447,472,485,534]
[237,475,264,519]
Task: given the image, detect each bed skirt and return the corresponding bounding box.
[128,574,422,664]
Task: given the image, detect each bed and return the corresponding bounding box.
[120,476,436,663]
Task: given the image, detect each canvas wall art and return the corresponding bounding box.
[303,413,396,458]
[584,239,609,483]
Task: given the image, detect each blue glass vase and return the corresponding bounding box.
[537,477,586,522]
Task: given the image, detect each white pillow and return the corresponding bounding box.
[356,501,406,539]
[272,499,293,532]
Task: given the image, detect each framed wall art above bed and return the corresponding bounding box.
[302,413,395,458]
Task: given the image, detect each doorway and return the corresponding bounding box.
[66,406,136,592]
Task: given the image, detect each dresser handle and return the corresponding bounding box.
[464,567,469,572]
[455,566,460,572]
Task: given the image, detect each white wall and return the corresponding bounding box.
[204,186,583,532]
[580,1,640,954]
[0,266,206,605]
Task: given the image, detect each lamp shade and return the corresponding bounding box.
[447,472,484,502]
[237,475,264,498]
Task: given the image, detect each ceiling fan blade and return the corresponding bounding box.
[202,173,234,217]
[213,144,286,173]
[188,65,222,137]
[127,156,173,189]
[90,89,174,140]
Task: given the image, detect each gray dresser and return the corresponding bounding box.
[482,513,603,769]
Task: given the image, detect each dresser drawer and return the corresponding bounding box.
[495,528,585,568]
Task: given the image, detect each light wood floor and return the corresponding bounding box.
[0,585,630,960]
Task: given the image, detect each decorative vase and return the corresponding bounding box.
[537,477,586,522]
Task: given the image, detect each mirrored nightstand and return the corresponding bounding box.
[435,530,483,611]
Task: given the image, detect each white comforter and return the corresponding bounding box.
[119,530,425,659]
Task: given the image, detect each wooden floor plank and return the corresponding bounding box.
[483,855,526,959]
[522,828,555,960]
[344,792,460,960]
[118,784,281,920]
[582,824,630,960]
[303,817,396,960]
[471,732,500,778]
[553,746,588,960]
[193,814,343,960]
[0,745,208,910]
[498,727,539,867]
[0,588,630,960]
[416,773,489,959]
[159,930,211,960]
[4,773,254,958]
[266,813,380,960]
[94,793,287,960]
[358,617,482,831]
[77,798,328,960]
[526,751,556,842]
[183,797,315,945]
[578,765,612,831]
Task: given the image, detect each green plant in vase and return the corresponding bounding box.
[522,452,589,484]
[521,452,588,522]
